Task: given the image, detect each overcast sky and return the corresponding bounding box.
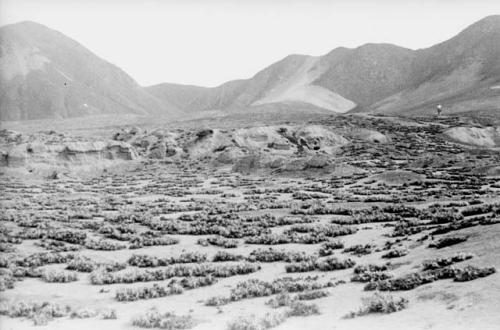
[1,0,499,87]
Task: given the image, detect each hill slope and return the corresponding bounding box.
[148,54,356,114]
[2,16,500,121]
[150,16,500,117]
[0,21,179,121]
[370,15,500,115]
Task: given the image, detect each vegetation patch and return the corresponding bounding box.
[345,293,408,318]
[132,308,198,329]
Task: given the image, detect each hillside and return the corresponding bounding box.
[0,21,179,121]
[2,16,500,121]
[150,15,500,118]
[370,15,500,115]
[148,54,356,114]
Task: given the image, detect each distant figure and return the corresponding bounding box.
[436,104,443,117]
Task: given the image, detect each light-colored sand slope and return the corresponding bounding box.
[253,56,355,113]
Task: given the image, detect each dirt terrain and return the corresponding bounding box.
[0,114,499,330]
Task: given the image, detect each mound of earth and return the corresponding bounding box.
[184,129,234,159]
[0,130,137,170]
[372,170,424,185]
[346,128,390,143]
[292,125,348,153]
[232,126,293,153]
[125,125,349,165]
[444,126,500,147]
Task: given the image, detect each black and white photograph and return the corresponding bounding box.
[0,1,499,329]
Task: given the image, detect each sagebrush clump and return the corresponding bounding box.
[346,292,408,318]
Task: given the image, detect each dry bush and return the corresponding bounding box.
[382,248,409,259]
[286,257,355,273]
[318,240,344,256]
[115,276,216,301]
[101,308,117,320]
[365,265,496,291]
[41,270,78,283]
[0,301,71,325]
[286,301,320,316]
[207,277,337,306]
[266,293,296,308]
[70,308,98,318]
[213,251,244,262]
[421,252,474,270]
[247,248,316,263]
[91,262,260,285]
[132,308,197,329]
[429,235,468,248]
[226,312,287,330]
[346,292,408,318]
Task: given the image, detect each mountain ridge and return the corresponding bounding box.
[1,16,500,121]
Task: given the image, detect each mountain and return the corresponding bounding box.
[148,54,356,114]
[147,53,361,114]
[371,15,500,115]
[0,21,179,121]
[149,15,500,117]
[2,16,500,121]
[313,44,415,107]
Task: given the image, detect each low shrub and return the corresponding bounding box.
[318,240,344,256]
[101,308,117,320]
[285,257,355,273]
[429,235,468,249]
[286,301,320,316]
[207,277,337,306]
[16,252,74,268]
[1,301,71,325]
[35,239,81,252]
[70,308,98,318]
[247,248,316,263]
[205,296,230,306]
[41,270,78,283]
[132,308,197,329]
[382,248,409,259]
[296,290,329,301]
[0,272,15,291]
[351,271,393,283]
[47,230,87,245]
[346,293,408,318]
[115,276,216,301]
[198,236,239,249]
[245,234,292,245]
[316,257,356,271]
[453,265,496,282]
[129,236,179,249]
[128,252,207,267]
[85,239,126,251]
[266,293,296,308]
[213,251,244,262]
[343,244,375,256]
[353,264,389,273]
[284,261,316,273]
[421,252,474,270]
[226,312,287,330]
[365,265,496,291]
[66,255,126,273]
[91,263,260,285]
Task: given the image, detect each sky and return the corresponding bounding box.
[1,0,499,87]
